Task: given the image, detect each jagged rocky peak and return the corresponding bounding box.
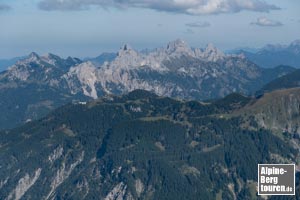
[13,52,41,66]
[122,44,131,51]
[40,53,81,64]
[117,44,138,57]
[26,52,41,62]
[201,43,225,61]
[167,39,188,50]
[165,39,193,55]
[42,53,60,60]
[19,52,60,65]
[18,52,61,67]
[23,52,81,69]
[66,56,82,64]
[41,53,62,65]
[204,43,223,54]
[110,43,142,68]
[29,52,40,58]
[4,52,41,81]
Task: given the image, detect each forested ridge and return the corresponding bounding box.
[0,89,299,199]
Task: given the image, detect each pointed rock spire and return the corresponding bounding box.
[117,44,137,57]
[165,39,194,56]
[202,43,225,61]
[28,52,40,59]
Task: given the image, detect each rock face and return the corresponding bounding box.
[63,39,293,100]
[104,182,127,200]
[6,168,42,200]
[0,40,295,129]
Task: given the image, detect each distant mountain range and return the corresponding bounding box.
[2,39,299,72]
[65,40,276,100]
[0,39,296,129]
[2,39,300,199]
[0,89,299,199]
[84,52,117,66]
[234,40,300,68]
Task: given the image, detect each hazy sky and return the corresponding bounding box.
[0,0,299,58]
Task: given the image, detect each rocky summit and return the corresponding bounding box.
[0,40,295,129]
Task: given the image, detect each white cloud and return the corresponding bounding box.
[38,0,280,15]
[251,17,283,27]
[186,21,210,28]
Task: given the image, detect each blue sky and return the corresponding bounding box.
[0,0,299,59]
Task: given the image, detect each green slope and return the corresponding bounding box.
[258,68,300,94]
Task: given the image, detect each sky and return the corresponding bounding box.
[0,0,299,59]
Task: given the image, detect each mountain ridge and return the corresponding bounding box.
[0,40,296,130]
[0,89,298,199]
[257,68,300,94]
